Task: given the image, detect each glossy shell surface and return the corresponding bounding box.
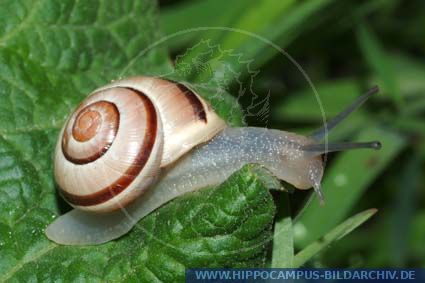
[55,77,226,212]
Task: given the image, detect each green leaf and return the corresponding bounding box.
[294,127,406,248]
[293,209,377,267]
[0,0,173,92]
[0,0,275,281]
[1,165,276,282]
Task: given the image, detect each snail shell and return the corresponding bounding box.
[55,77,226,212]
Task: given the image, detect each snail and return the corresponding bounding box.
[45,76,381,245]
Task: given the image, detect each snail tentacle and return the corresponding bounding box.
[309,85,379,141]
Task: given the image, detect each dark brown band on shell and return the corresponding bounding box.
[62,101,119,165]
[167,79,207,123]
[60,90,157,206]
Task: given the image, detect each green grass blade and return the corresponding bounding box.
[410,212,425,266]
[214,0,297,49]
[356,23,403,107]
[294,127,406,248]
[160,0,248,50]
[375,54,425,98]
[391,155,421,266]
[394,117,425,137]
[274,79,362,121]
[293,209,377,267]
[223,0,335,72]
[163,0,333,83]
[271,195,294,268]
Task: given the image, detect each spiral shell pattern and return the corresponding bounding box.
[55,77,226,212]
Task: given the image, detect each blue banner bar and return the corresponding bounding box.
[186,268,424,282]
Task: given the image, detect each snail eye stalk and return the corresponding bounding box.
[310,85,379,141]
[302,141,382,156]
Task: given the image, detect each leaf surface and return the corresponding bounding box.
[0,1,276,281]
[1,165,276,282]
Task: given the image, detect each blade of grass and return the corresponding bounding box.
[271,195,293,268]
[409,212,425,265]
[274,79,362,120]
[282,115,369,143]
[374,54,425,97]
[402,97,425,114]
[336,0,394,33]
[356,23,403,108]
[165,0,333,84]
[273,79,371,141]
[235,0,336,74]
[160,0,249,50]
[391,155,420,266]
[177,0,297,83]
[213,0,297,50]
[293,209,377,267]
[294,127,406,248]
[393,117,425,137]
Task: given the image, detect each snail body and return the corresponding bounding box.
[46,77,381,245]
